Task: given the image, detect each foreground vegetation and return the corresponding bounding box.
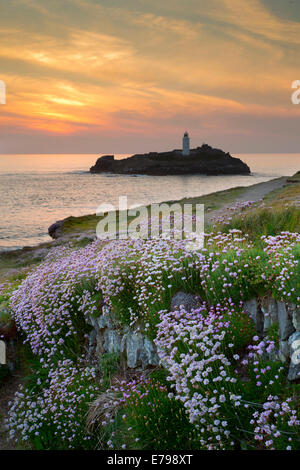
[1,174,300,450]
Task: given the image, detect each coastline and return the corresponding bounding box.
[0,175,291,281]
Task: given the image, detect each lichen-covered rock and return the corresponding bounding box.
[278,302,295,340]
[171,291,200,312]
[87,329,97,360]
[103,329,122,354]
[97,313,113,329]
[292,307,300,331]
[124,332,144,368]
[121,331,159,369]
[243,298,264,334]
[288,332,300,381]
[143,337,160,367]
[87,315,98,329]
[87,298,299,372]
[88,306,159,369]
[279,340,290,362]
[261,296,278,333]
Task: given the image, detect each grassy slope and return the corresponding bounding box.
[214,177,300,241]
[0,174,298,282]
[59,179,285,235]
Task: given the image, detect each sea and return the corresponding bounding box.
[0,153,299,250]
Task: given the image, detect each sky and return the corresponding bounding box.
[0,0,300,154]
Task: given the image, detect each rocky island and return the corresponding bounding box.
[90,136,250,176]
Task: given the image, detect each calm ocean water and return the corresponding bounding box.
[0,153,299,250]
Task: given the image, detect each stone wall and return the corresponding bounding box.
[243,296,300,381]
[87,307,159,370]
[87,292,300,381]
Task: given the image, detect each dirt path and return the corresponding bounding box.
[206,176,287,224]
[233,177,287,203]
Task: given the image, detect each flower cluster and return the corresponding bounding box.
[250,395,300,450]
[6,228,300,450]
[7,360,98,449]
[9,241,106,362]
[263,232,300,305]
[210,200,257,226]
[154,305,244,449]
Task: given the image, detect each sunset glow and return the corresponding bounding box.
[0,0,300,153]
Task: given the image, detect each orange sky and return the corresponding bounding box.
[0,0,300,153]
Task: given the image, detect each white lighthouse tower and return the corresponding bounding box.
[182,131,190,156]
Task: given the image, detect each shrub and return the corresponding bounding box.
[100,352,121,388]
[216,207,300,243]
[6,230,300,450]
[250,395,300,450]
[115,380,204,450]
[7,360,99,450]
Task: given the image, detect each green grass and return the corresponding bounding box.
[0,242,56,281]
[111,380,204,450]
[263,179,300,207]
[287,171,300,183]
[60,214,99,234]
[211,173,300,243]
[99,353,121,388]
[215,206,300,243]
[165,185,247,211]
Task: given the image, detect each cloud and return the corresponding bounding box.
[0,0,299,152]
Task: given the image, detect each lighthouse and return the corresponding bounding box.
[182,131,190,156]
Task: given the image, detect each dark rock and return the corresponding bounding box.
[90,145,250,176]
[279,340,290,361]
[261,296,278,334]
[292,306,300,331]
[278,302,295,340]
[171,291,200,312]
[243,298,264,335]
[288,332,300,381]
[48,219,64,239]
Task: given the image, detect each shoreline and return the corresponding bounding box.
[1,175,287,251]
[0,171,299,450]
[0,175,291,281]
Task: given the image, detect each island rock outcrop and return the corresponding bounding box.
[90,144,250,176]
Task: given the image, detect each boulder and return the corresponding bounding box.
[243,298,264,335]
[292,306,300,331]
[48,219,64,239]
[278,302,295,340]
[261,296,278,334]
[288,332,300,381]
[171,291,200,312]
[88,308,159,370]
